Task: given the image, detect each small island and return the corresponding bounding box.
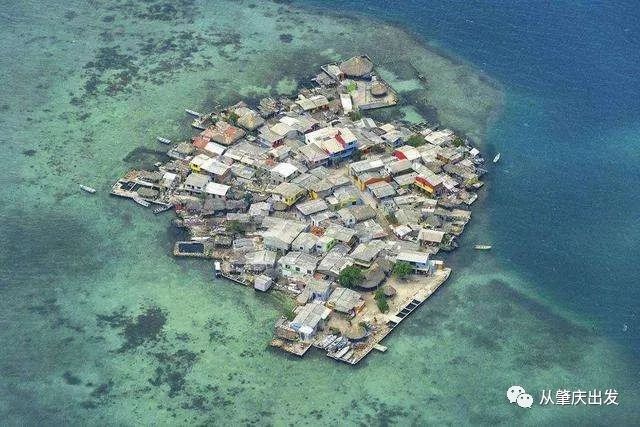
[111,55,487,365]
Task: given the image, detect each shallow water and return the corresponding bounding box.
[1,0,638,425]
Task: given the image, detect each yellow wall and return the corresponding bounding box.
[414,181,434,194]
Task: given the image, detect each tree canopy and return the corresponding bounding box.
[392,261,413,280]
[406,134,426,147]
[374,288,389,313]
[339,266,364,289]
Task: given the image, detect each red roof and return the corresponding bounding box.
[334,132,346,147]
[200,127,217,139]
[192,136,210,149]
[415,176,435,188]
[393,150,407,160]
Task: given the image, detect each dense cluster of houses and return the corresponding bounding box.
[111,56,485,362]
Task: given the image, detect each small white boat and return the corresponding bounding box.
[214,261,221,277]
[153,204,172,214]
[185,109,201,117]
[157,136,171,144]
[474,245,492,250]
[493,153,501,163]
[79,184,96,194]
[191,119,207,131]
[335,346,351,359]
[133,197,150,207]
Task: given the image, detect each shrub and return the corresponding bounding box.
[374,289,389,313]
[227,111,239,125]
[348,110,363,121]
[392,261,412,280]
[339,266,363,289]
[226,220,245,234]
[407,134,426,147]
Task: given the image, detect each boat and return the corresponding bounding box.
[133,197,150,207]
[493,152,501,163]
[184,109,201,117]
[334,346,351,359]
[214,261,221,277]
[156,136,171,144]
[191,118,207,131]
[153,204,172,214]
[79,184,96,194]
[474,245,492,250]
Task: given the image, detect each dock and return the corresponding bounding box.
[334,268,451,365]
[270,338,313,357]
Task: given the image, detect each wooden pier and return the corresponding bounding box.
[339,268,451,365]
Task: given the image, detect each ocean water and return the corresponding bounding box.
[0,0,638,425]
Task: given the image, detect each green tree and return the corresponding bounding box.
[406,134,426,147]
[283,301,296,321]
[227,111,239,125]
[374,288,389,313]
[348,110,363,121]
[243,191,254,205]
[392,261,413,280]
[385,212,398,225]
[225,220,245,235]
[452,136,465,147]
[339,266,363,289]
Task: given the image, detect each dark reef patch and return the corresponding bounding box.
[85,47,137,73]
[149,349,198,397]
[121,307,167,351]
[22,149,37,157]
[97,306,168,352]
[1,210,102,283]
[205,317,231,344]
[123,147,169,169]
[279,33,293,43]
[62,371,82,385]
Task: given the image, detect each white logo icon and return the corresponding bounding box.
[507,385,532,408]
[507,385,526,403]
[517,393,534,408]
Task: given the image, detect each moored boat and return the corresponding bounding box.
[153,204,172,214]
[474,245,492,250]
[493,152,501,163]
[133,197,150,207]
[79,184,96,194]
[185,109,201,117]
[157,136,171,144]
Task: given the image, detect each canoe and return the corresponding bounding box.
[474,245,492,250]
[153,204,172,214]
[133,197,150,207]
[79,184,96,194]
[184,109,201,117]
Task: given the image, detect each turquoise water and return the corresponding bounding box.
[1,0,638,425]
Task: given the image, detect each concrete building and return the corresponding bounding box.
[305,127,357,164]
[270,162,300,184]
[204,182,230,199]
[396,251,432,275]
[183,173,210,194]
[290,302,331,341]
[278,251,319,277]
[270,182,306,206]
